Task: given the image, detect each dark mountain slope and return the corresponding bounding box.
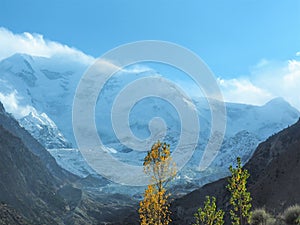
[0,124,69,224]
[0,102,136,224]
[0,203,29,225]
[245,118,300,213]
[171,118,300,224]
[0,101,85,224]
[0,102,76,182]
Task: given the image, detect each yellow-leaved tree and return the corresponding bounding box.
[139,141,176,225]
[226,157,252,225]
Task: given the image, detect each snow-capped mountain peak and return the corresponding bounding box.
[0,53,299,192]
[18,109,72,149]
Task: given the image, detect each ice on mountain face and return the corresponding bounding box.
[48,148,97,177]
[224,99,300,139]
[0,54,300,194]
[213,130,260,168]
[169,129,260,189]
[18,110,72,149]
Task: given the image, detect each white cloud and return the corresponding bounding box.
[0,91,35,118]
[122,64,153,74]
[218,58,300,110]
[0,27,94,64]
[218,78,273,105]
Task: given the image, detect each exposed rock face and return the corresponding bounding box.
[0,203,30,225]
[0,101,137,224]
[0,124,68,224]
[245,118,300,212]
[0,102,76,182]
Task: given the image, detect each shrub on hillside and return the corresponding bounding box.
[250,208,275,225]
[282,205,300,225]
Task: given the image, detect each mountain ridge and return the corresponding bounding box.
[0,102,76,181]
[0,101,137,224]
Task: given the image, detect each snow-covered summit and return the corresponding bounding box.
[0,53,89,145]
[0,53,299,192]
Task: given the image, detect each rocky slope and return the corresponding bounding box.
[170,118,300,224]
[0,203,29,225]
[0,102,75,181]
[0,124,70,224]
[0,101,137,224]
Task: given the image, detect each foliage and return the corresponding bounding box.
[193,196,225,225]
[282,204,300,225]
[250,208,275,225]
[226,157,252,225]
[139,141,176,225]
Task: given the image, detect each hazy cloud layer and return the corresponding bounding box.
[0,27,94,64]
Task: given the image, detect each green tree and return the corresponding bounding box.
[139,141,176,225]
[194,196,225,225]
[226,157,252,225]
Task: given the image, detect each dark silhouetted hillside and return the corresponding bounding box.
[0,124,77,224]
[0,101,82,224]
[0,102,76,182]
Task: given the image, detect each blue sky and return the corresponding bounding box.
[0,0,300,109]
[1,0,299,77]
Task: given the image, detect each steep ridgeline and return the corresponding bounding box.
[245,117,300,212]
[0,102,76,182]
[0,123,138,225]
[0,124,72,224]
[18,110,72,149]
[171,118,300,225]
[0,101,82,224]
